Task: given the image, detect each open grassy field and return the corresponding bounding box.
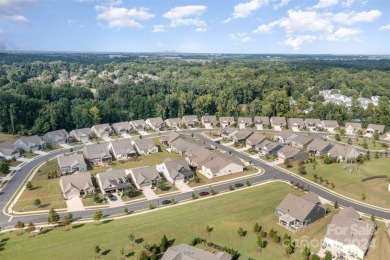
[12,159,66,212]
[281,157,390,208]
[2,182,387,259]
[328,136,388,150]
[0,133,22,143]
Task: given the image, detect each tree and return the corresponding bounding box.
[123,185,137,198]
[95,245,101,259]
[373,131,380,140]
[259,230,266,237]
[33,198,41,207]
[148,203,154,210]
[124,208,129,214]
[156,179,167,191]
[93,211,103,225]
[191,192,196,199]
[0,161,10,174]
[371,213,376,222]
[324,251,332,260]
[285,244,294,255]
[138,250,148,260]
[128,233,135,246]
[27,221,35,232]
[92,193,102,203]
[334,200,339,209]
[120,248,125,260]
[375,151,379,159]
[311,253,320,260]
[206,225,213,233]
[160,234,169,252]
[48,208,60,225]
[210,187,216,195]
[67,212,73,222]
[302,246,310,258]
[335,133,341,141]
[339,128,346,136]
[361,192,366,200]
[273,235,280,243]
[26,181,33,190]
[254,223,260,233]
[62,216,70,231]
[170,197,175,204]
[14,220,25,235]
[228,185,234,191]
[245,180,251,186]
[237,227,245,237]
[257,237,267,248]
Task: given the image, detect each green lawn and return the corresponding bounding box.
[203,131,218,139]
[13,159,66,212]
[328,136,388,150]
[0,182,351,260]
[43,144,62,152]
[281,157,390,208]
[82,192,107,207]
[21,152,39,159]
[154,183,179,195]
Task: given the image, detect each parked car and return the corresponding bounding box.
[161,200,171,205]
[199,191,210,197]
[107,193,117,201]
[234,183,244,188]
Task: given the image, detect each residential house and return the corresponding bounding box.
[274,131,298,144]
[307,138,333,156]
[157,159,194,184]
[201,153,244,179]
[276,193,326,231]
[128,166,160,189]
[161,244,231,260]
[217,128,238,139]
[327,144,349,161]
[132,139,158,154]
[111,121,131,135]
[345,122,362,135]
[129,120,147,133]
[96,169,132,194]
[201,115,218,129]
[160,132,182,147]
[232,129,253,143]
[322,120,339,133]
[237,117,252,129]
[60,172,94,199]
[14,135,45,152]
[256,140,283,156]
[270,117,287,130]
[187,147,219,168]
[57,153,87,174]
[322,207,375,260]
[288,118,304,131]
[165,118,182,129]
[169,135,208,157]
[246,133,267,148]
[219,117,235,128]
[91,123,113,138]
[277,146,309,161]
[0,141,20,160]
[43,129,70,144]
[304,119,323,131]
[145,117,164,131]
[366,124,385,134]
[254,116,270,130]
[70,128,93,143]
[181,115,199,128]
[83,143,112,165]
[291,135,313,149]
[108,139,136,160]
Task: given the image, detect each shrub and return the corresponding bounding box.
[362,175,388,182]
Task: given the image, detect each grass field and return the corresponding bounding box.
[328,136,388,151]
[281,158,390,208]
[13,159,66,212]
[2,182,388,259]
[0,133,22,143]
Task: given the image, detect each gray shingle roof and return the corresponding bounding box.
[276,193,324,222]
[202,115,217,123]
[58,153,86,169]
[110,139,135,155]
[97,169,131,191]
[367,124,385,133]
[44,129,70,141]
[163,159,194,179]
[130,166,160,187]
[0,141,19,157]
[83,143,111,159]
[60,172,93,195]
[254,116,269,125]
[133,139,157,151]
[162,244,232,260]
[17,135,44,147]
[71,128,92,139]
[271,116,286,126]
[322,120,339,128]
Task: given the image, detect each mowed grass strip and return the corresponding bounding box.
[13,159,66,212]
[2,183,341,260]
[328,136,387,151]
[281,158,390,208]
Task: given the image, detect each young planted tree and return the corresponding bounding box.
[95,245,101,259]
[237,227,245,238]
[27,221,35,232]
[311,254,320,260]
[361,192,366,200]
[47,208,60,225]
[210,187,216,195]
[15,220,25,235]
[128,233,135,246]
[93,211,103,225]
[228,185,234,191]
[160,234,169,252]
[334,200,339,209]
[302,246,311,259]
[245,180,251,186]
[324,251,332,260]
[257,237,267,249]
[62,216,70,231]
[206,225,213,234]
[26,181,33,190]
[0,161,10,174]
[191,192,196,199]
[33,198,41,208]
[285,244,294,256]
[119,247,125,260]
[67,212,73,222]
[148,203,154,210]
[123,208,129,214]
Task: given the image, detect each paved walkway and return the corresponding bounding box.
[142,187,158,200]
[17,157,33,162]
[65,197,85,211]
[102,136,112,142]
[60,144,72,149]
[35,150,48,156]
[175,182,193,193]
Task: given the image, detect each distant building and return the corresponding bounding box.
[43,129,70,144]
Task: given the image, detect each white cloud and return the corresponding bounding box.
[332,10,382,25]
[277,10,334,33]
[379,24,390,31]
[195,27,207,32]
[152,25,166,32]
[163,5,207,31]
[224,0,269,22]
[253,24,272,33]
[314,0,339,9]
[96,6,154,29]
[274,0,290,10]
[282,35,316,50]
[341,0,366,7]
[229,32,251,43]
[326,27,361,41]
[3,14,30,23]
[0,0,35,23]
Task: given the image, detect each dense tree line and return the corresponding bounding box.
[0,55,389,136]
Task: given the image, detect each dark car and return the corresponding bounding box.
[215,140,221,144]
[161,200,171,205]
[199,191,210,197]
[107,193,117,201]
[234,183,244,188]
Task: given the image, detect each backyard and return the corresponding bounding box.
[2,182,387,259]
[12,159,66,212]
[328,136,389,151]
[0,133,22,143]
[280,157,390,208]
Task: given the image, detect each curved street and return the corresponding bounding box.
[0,129,389,228]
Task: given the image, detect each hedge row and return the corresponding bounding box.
[362,175,388,182]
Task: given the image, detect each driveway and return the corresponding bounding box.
[121,133,131,139]
[102,136,112,142]
[60,143,72,149]
[175,182,193,193]
[66,197,85,211]
[17,157,33,162]
[35,150,48,156]
[107,192,125,207]
[268,158,284,166]
[142,186,158,200]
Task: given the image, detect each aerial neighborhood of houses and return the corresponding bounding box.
[0,112,388,260]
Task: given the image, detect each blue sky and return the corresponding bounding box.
[1,0,389,54]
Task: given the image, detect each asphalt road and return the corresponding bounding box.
[0,129,389,228]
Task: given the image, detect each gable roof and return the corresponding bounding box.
[233,129,253,141]
[237,117,252,124]
[146,117,164,127]
[182,115,199,124]
[278,146,302,158]
[276,193,324,222]
[44,129,69,141]
[83,143,111,159]
[16,135,44,147]
[110,139,135,155]
[219,117,234,124]
[246,133,267,146]
[60,172,93,194]
[292,135,313,146]
[58,153,86,169]
[111,122,131,132]
[162,159,193,179]
[162,244,232,260]
[288,118,304,126]
[271,116,286,126]
[307,138,332,151]
[202,153,244,175]
[97,169,131,190]
[254,116,270,125]
[328,144,348,158]
[0,141,19,157]
[133,139,156,151]
[322,120,339,128]
[130,166,160,186]
[367,124,385,132]
[276,131,296,140]
[130,120,146,128]
[70,128,92,138]
[345,122,361,130]
[165,118,182,126]
[92,124,112,135]
[201,115,217,123]
[170,135,209,155]
[304,118,322,126]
